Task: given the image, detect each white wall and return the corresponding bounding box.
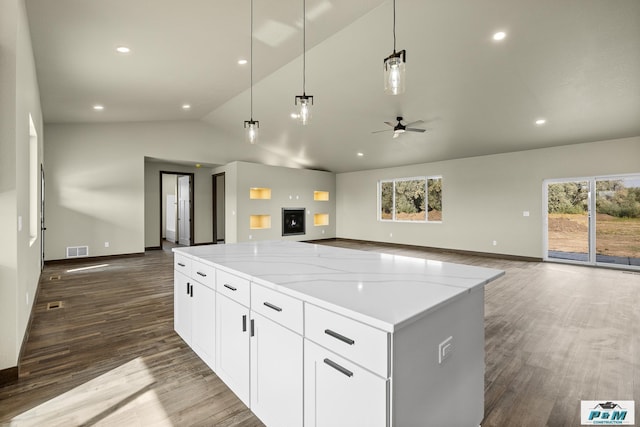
[0,0,44,372]
[224,161,336,243]
[337,137,640,258]
[144,160,215,248]
[43,121,229,260]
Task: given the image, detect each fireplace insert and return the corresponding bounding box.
[282,208,305,236]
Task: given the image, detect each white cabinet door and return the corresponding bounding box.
[174,271,192,344]
[216,293,250,406]
[191,282,215,371]
[304,340,388,427]
[250,312,303,427]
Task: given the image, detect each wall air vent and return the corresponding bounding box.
[66,246,89,258]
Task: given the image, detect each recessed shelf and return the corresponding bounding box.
[250,187,272,200]
[313,191,329,201]
[250,215,271,229]
[314,213,329,226]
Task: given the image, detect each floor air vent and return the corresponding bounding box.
[66,246,89,258]
[47,301,63,310]
[49,275,61,281]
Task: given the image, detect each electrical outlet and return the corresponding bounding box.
[26,292,29,305]
[492,240,497,246]
[523,211,530,217]
[390,232,393,237]
[104,241,110,248]
[439,336,453,364]
[18,216,23,231]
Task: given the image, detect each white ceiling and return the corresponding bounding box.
[26,0,640,173]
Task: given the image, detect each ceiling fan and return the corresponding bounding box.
[372,116,426,138]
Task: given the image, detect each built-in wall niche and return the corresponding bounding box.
[250,215,271,230]
[250,187,271,200]
[314,213,329,226]
[313,191,329,201]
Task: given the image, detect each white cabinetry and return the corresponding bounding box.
[173,256,216,371]
[215,270,251,406]
[304,340,387,427]
[174,270,192,343]
[174,242,502,427]
[250,284,304,427]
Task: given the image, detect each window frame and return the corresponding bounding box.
[378,175,442,223]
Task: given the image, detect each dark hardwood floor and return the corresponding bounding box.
[0,240,638,426]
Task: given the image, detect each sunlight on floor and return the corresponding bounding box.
[66,264,110,273]
[9,357,171,426]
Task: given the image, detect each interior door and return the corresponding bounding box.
[177,175,191,246]
[545,180,591,262]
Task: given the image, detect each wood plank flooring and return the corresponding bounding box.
[0,239,638,426]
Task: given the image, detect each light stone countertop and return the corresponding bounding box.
[174,241,504,332]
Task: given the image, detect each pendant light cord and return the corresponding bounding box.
[302,0,306,95]
[393,0,397,52]
[250,0,254,120]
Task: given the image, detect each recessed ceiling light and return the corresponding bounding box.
[182,104,191,110]
[357,152,364,157]
[116,46,131,54]
[93,105,104,111]
[238,59,248,65]
[535,118,547,125]
[492,31,506,41]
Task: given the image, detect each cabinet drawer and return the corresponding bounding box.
[174,253,192,275]
[191,260,216,290]
[217,269,250,307]
[305,303,389,378]
[251,284,303,335]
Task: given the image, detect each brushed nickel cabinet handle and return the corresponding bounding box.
[324,358,353,377]
[324,329,355,345]
[263,302,283,312]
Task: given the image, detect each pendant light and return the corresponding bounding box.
[294,0,313,125]
[244,0,259,143]
[383,0,406,95]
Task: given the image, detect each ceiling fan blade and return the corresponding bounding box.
[404,120,424,127]
[406,128,426,133]
[383,121,396,127]
[372,129,392,134]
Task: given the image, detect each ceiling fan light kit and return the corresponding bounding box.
[244,0,259,144]
[295,0,314,125]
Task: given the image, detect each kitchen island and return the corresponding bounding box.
[173,240,504,427]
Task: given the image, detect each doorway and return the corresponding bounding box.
[41,164,46,270]
[160,171,195,248]
[212,172,225,243]
[544,175,640,268]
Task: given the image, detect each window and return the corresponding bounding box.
[379,176,442,222]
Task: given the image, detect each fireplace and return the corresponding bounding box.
[282,208,305,236]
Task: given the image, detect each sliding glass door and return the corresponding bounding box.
[595,177,640,267]
[545,175,640,269]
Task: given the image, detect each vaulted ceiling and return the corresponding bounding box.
[25,0,640,172]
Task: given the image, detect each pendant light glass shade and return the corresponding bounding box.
[295,94,313,125]
[384,49,406,95]
[244,120,259,144]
